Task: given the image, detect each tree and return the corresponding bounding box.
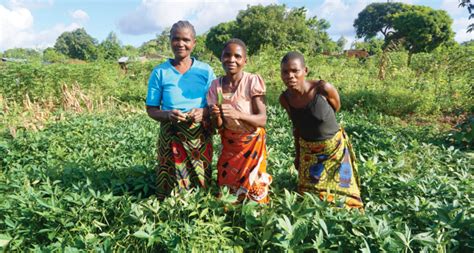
[42,47,67,63]
[192,34,215,61]
[354,2,406,40]
[336,36,348,51]
[308,16,335,53]
[122,45,139,58]
[205,4,334,56]
[139,40,158,57]
[353,38,384,55]
[155,29,172,56]
[2,48,41,61]
[390,6,454,65]
[138,29,172,58]
[205,21,238,58]
[459,0,474,32]
[98,31,124,61]
[355,3,454,67]
[54,28,98,61]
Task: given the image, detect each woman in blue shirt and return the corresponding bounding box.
[146,20,215,199]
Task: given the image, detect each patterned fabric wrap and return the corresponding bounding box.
[156,120,213,199]
[298,129,363,208]
[217,127,272,203]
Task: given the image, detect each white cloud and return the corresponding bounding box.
[117,0,276,35]
[452,18,473,42]
[440,0,473,42]
[441,0,464,16]
[71,9,89,22]
[0,4,82,51]
[314,0,373,43]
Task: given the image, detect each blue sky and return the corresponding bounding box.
[0,0,472,51]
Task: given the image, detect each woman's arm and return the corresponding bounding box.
[221,95,267,128]
[187,107,209,123]
[316,80,341,112]
[279,94,300,169]
[146,106,187,123]
[293,126,301,170]
[209,104,224,129]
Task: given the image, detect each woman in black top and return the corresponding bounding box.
[279,52,363,209]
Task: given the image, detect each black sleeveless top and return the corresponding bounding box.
[284,91,339,141]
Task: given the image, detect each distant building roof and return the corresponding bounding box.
[1,57,27,62]
[118,56,129,63]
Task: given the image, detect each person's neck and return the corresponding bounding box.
[172,57,192,67]
[225,71,244,86]
[289,80,310,96]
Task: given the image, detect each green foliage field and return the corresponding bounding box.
[0,48,473,251]
[1,109,472,251]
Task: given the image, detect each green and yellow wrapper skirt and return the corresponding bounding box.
[297,129,363,209]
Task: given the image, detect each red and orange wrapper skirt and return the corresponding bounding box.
[217,127,272,203]
[298,129,363,209]
[156,120,213,199]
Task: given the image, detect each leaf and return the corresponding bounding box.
[217,90,223,105]
[361,238,371,253]
[0,234,12,248]
[318,219,328,236]
[133,231,150,239]
[199,208,209,218]
[4,218,15,228]
[292,220,308,244]
[412,232,436,245]
[395,231,409,246]
[277,215,293,234]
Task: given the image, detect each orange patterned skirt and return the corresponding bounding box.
[217,127,272,203]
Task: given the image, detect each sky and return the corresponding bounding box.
[0,0,472,52]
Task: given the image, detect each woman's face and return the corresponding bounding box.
[280,58,307,90]
[170,28,195,60]
[221,43,247,75]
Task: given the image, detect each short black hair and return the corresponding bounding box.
[170,20,196,39]
[222,38,247,57]
[281,51,305,66]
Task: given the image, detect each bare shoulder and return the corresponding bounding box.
[314,80,337,94]
[314,79,341,111]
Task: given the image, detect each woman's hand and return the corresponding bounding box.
[188,108,206,123]
[168,109,188,123]
[221,104,241,120]
[209,104,221,119]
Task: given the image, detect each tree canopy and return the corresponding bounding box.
[390,6,454,65]
[336,36,348,52]
[205,4,335,57]
[354,3,454,65]
[390,7,454,53]
[54,28,98,61]
[353,38,384,55]
[354,2,406,39]
[98,31,124,61]
[42,47,67,63]
[2,48,41,61]
[205,22,237,58]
